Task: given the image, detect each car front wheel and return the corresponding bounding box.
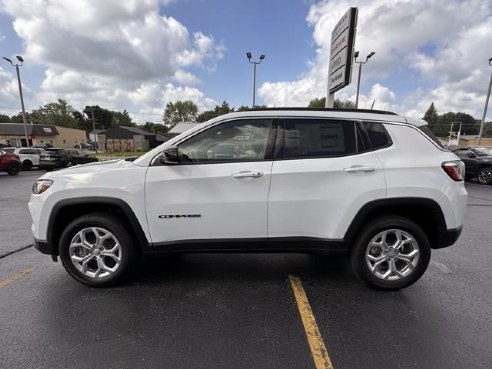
[350,216,431,290]
[59,213,137,287]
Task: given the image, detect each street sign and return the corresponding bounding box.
[328,7,358,94]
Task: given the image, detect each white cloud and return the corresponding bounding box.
[0,0,223,122]
[0,66,33,115]
[174,70,200,85]
[259,0,492,119]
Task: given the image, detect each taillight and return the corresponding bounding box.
[442,161,465,181]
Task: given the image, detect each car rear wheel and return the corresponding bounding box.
[477,166,492,185]
[350,216,431,290]
[7,162,20,175]
[22,160,33,171]
[59,213,137,287]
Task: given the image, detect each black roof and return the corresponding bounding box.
[0,123,59,136]
[103,126,155,139]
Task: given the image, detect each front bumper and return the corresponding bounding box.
[34,238,55,256]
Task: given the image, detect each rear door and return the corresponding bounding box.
[268,118,387,244]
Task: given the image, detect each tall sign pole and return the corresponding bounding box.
[326,7,358,108]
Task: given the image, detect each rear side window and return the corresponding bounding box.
[19,149,36,154]
[364,122,391,149]
[281,119,356,159]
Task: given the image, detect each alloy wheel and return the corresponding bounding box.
[69,227,122,279]
[365,229,420,281]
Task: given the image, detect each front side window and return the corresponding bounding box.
[177,119,272,163]
[280,119,356,159]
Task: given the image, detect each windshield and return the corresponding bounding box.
[472,147,492,156]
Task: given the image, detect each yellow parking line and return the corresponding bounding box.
[0,268,34,288]
[289,275,334,369]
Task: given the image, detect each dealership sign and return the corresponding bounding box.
[328,7,358,93]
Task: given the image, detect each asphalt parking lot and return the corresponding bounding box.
[1,170,491,369]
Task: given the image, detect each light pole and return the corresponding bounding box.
[354,51,375,109]
[246,52,265,107]
[3,55,30,147]
[477,57,492,146]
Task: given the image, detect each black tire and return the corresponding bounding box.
[22,160,33,171]
[477,166,492,185]
[59,213,137,287]
[65,160,75,167]
[7,162,20,175]
[350,216,431,290]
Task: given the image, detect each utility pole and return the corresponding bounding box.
[3,55,30,147]
[91,107,98,154]
[478,57,492,146]
[353,51,375,109]
[246,52,266,107]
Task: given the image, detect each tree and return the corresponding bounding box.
[10,113,29,123]
[427,111,478,137]
[30,99,78,127]
[334,99,356,109]
[163,100,198,128]
[112,109,134,127]
[308,97,326,108]
[307,97,355,109]
[0,113,11,122]
[423,103,438,125]
[197,101,234,122]
[142,122,168,135]
[83,106,114,130]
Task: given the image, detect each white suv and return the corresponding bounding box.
[29,109,467,290]
[12,147,45,170]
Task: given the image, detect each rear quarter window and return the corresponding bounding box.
[363,122,392,149]
[418,125,448,150]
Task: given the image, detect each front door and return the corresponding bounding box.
[145,118,276,245]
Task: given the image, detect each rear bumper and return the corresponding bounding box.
[39,161,62,169]
[435,226,462,249]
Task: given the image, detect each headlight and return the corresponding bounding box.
[32,179,53,194]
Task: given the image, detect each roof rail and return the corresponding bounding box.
[239,107,398,115]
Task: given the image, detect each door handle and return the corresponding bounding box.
[344,166,375,173]
[233,171,264,178]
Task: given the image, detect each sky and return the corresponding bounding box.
[0,0,491,124]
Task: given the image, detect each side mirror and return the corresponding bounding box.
[467,153,476,158]
[161,146,179,165]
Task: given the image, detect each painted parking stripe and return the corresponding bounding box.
[289,275,334,369]
[0,268,34,288]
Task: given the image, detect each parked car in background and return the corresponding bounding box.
[452,147,492,185]
[39,148,98,170]
[0,149,21,175]
[33,143,53,149]
[12,147,46,170]
[74,142,97,150]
